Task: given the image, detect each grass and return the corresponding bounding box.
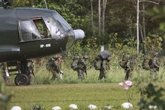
[6,83,140,110]
[1,61,165,110]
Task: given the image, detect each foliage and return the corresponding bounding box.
[32,104,45,110]
[9,0,164,51]
[147,5,165,51]
[149,6,165,32]
[0,82,12,110]
[144,34,163,53]
[138,82,165,110]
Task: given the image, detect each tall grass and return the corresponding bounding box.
[29,56,165,85]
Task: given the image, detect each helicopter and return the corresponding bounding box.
[0,0,85,85]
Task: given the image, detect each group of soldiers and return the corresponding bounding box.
[46,50,111,81]
[70,50,111,80]
[119,51,160,80]
[69,50,160,81]
[1,50,160,83]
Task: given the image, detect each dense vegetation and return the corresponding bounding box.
[11,0,165,55]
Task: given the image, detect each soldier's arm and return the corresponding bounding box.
[153,58,159,68]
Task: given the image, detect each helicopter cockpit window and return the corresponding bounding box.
[19,20,41,41]
[33,19,51,38]
[44,17,65,39]
[52,12,72,31]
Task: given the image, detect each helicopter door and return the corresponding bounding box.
[19,20,41,42]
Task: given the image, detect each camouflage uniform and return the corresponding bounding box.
[94,52,110,80]
[71,56,87,80]
[119,54,134,80]
[46,55,63,80]
[148,52,159,79]
[27,60,35,77]
[142,55,150,70]
[1,63,10,83]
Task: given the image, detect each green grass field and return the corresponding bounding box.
[6,83,140,110]
[2,63,165,110]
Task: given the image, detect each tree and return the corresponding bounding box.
[98,0,107,44]
[90,0,95,35]
[137,0,140,53]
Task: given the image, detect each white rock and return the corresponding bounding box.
[148,105,157,110]
[121,102,133,109]
[69,104,78,110]
[88,104,97,110]
[10,106,21,110]
[52,106,62,110]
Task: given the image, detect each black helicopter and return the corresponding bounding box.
[0,0,85,85]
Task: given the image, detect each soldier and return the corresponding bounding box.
[82,54,89,75]
[119,54,134,80]
[148,52,159,79]
[46,54,63,80]
[142,55,150,70]
[94,50,111,80]
[27,60,35,77]
[1,63,10,84]
[71,55,87,80]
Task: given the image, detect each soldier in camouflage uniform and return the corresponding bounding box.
[94,50,111,80]
[46,55,63,80]
[1,63,10,84]
[71,55,87,80]
[148,52,159,79]
[119,54,134,80]
[142,55,150,70]
[27,60,35,77]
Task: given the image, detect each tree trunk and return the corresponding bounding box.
[142,2,146,53]
[137,0,140,53]
[90,0,95,35]
[102,0,107,36]
[98,0,101,38]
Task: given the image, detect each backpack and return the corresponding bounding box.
[77,59,86,69]
[71,59,78,70]
[94,60,101,70]
[142,59,150,70]
[46,58,60,73]
[119,60,128,69]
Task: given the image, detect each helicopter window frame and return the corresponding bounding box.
[18,19,41,42]
[33,18,51,39]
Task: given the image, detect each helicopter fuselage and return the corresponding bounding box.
[0,7,85,85]
[0,7,74,62]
